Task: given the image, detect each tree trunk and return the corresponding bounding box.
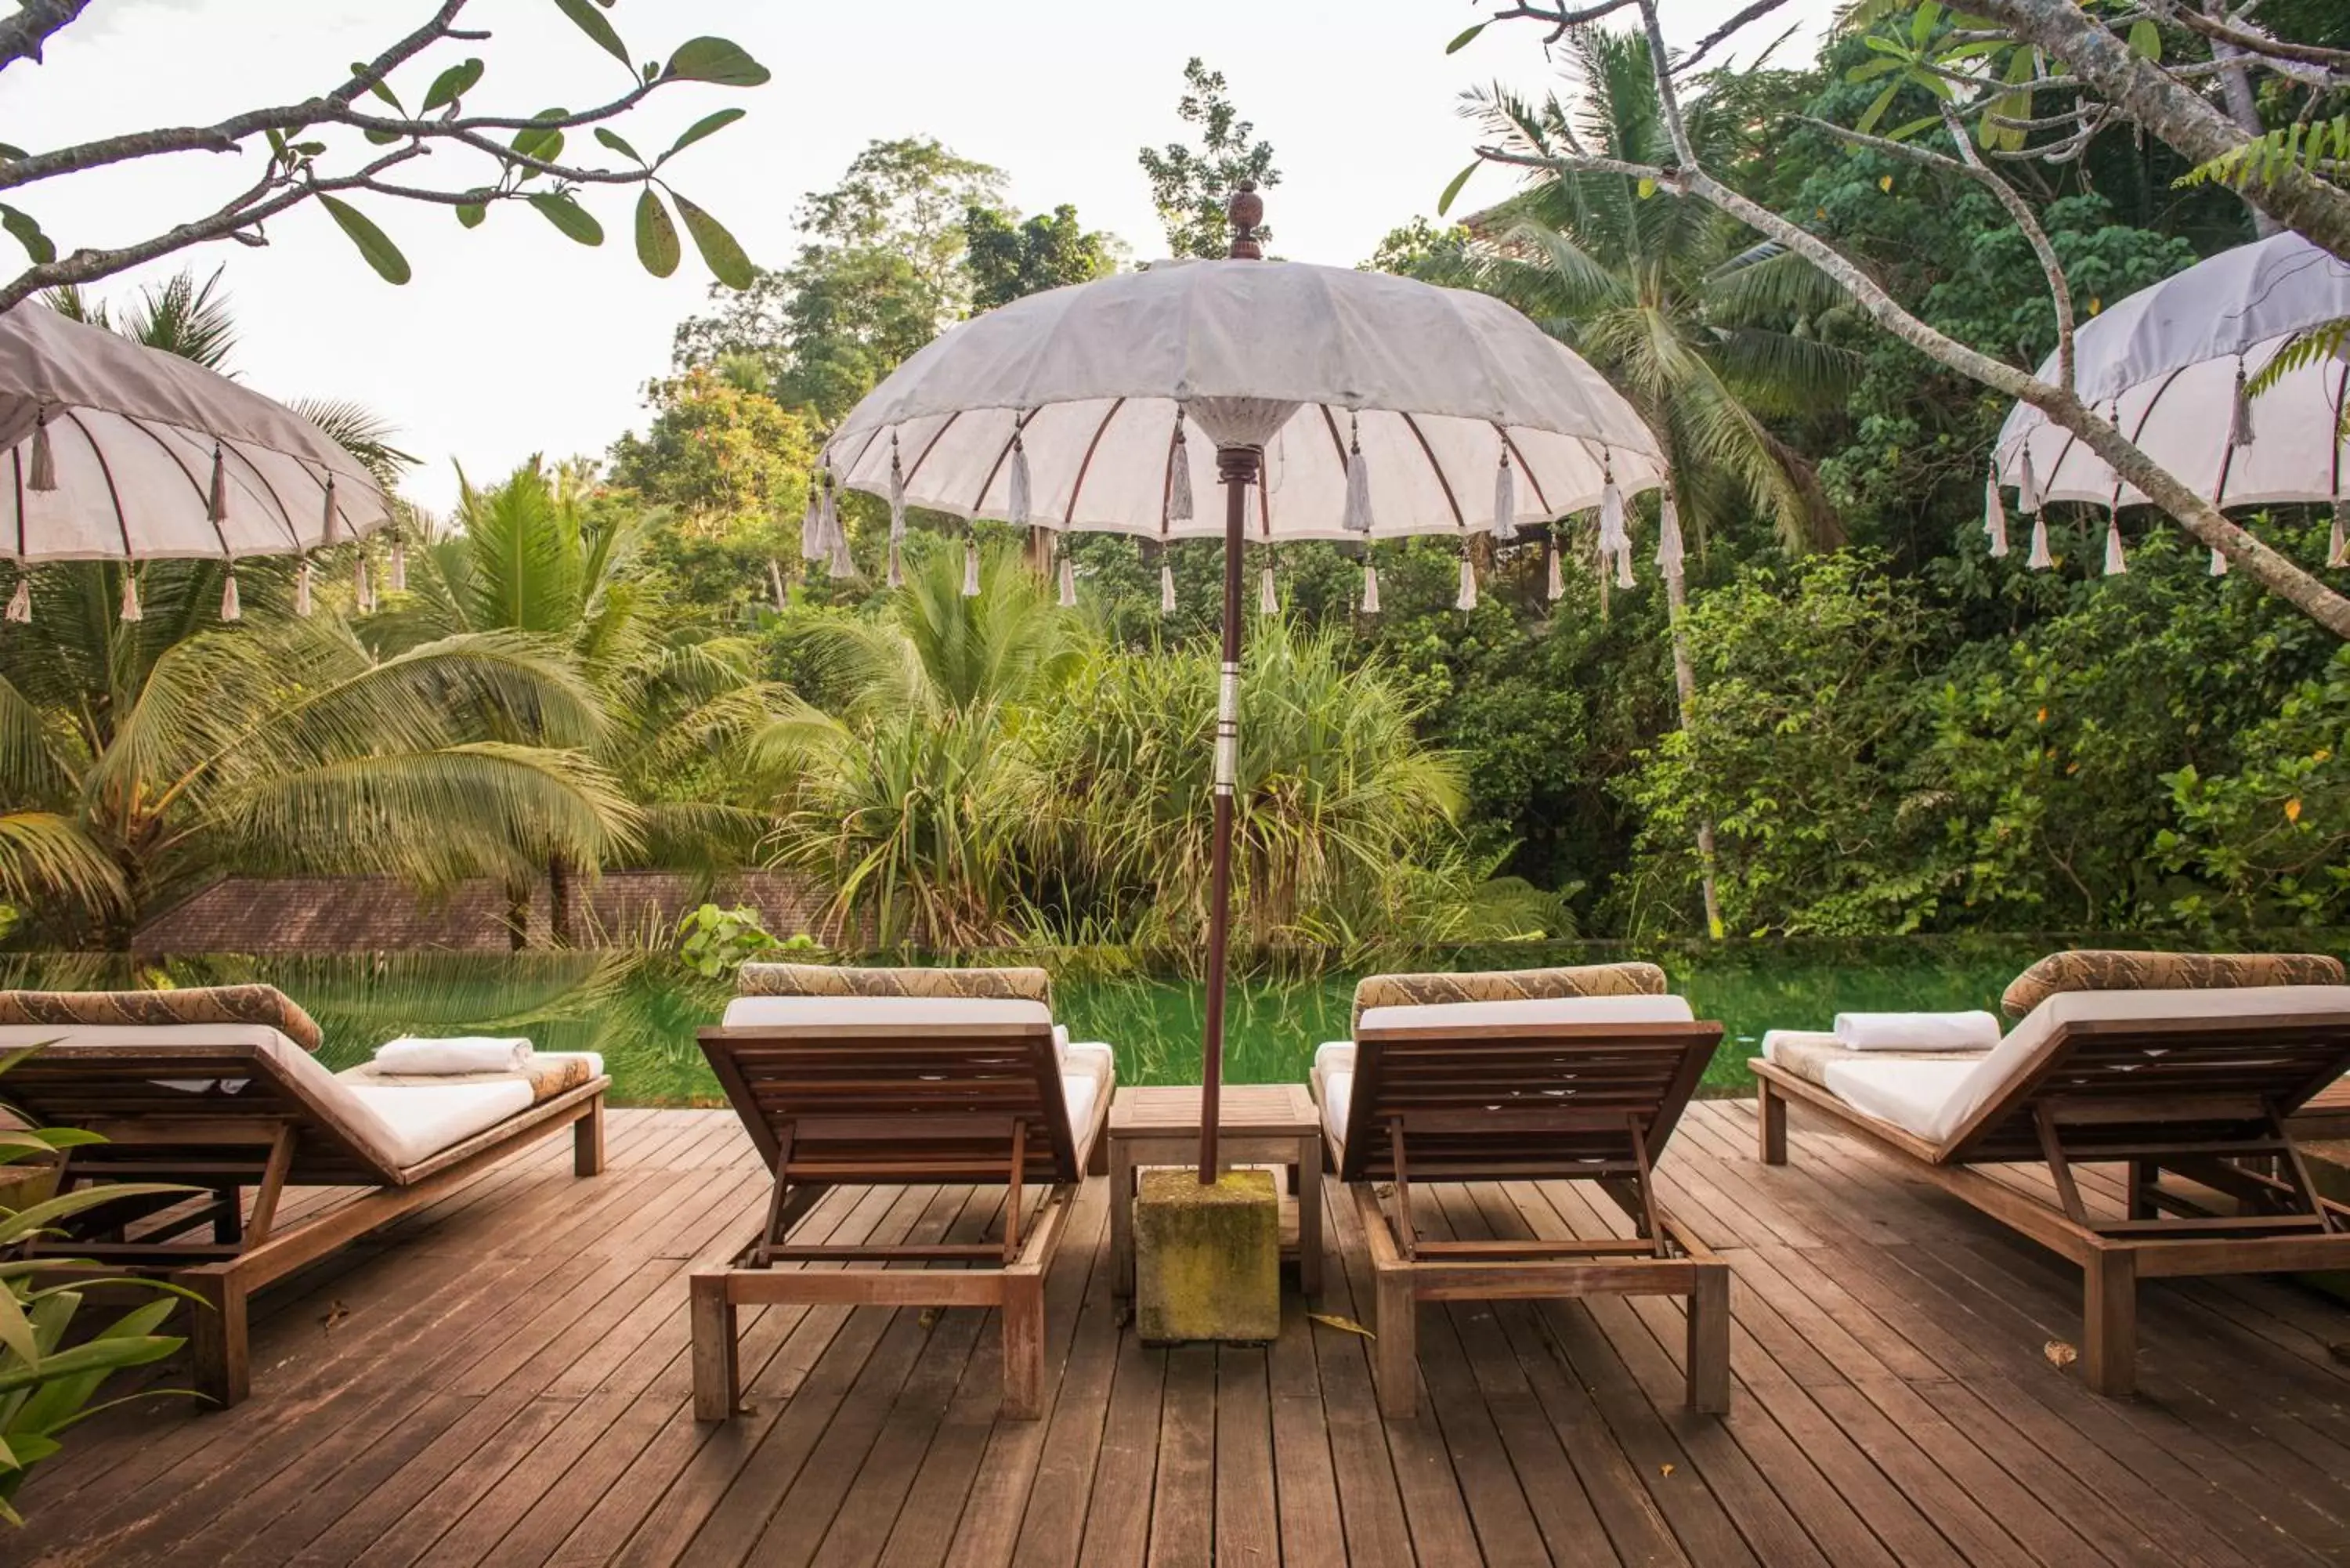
[2204,0,2279,239]
[1662,564,1726,940]
[502,881,530,951]
[548,855,575,948]
[1968,0,2350,262]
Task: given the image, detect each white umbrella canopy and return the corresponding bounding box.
[1995,233,2350,511]
[819,188,1665,1180]
[0,302,395,566]
[824,254,1665,544]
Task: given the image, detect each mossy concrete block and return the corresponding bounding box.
[1134,1167,1280,1344]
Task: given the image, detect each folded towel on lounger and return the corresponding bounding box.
[374,1036,534,1075]
[1830,1011,2000,1053]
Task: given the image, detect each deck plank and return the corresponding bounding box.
[17,1102,2350,1566]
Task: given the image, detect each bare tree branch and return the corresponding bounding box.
[0,0,92,71]
[1678,0,1795,73]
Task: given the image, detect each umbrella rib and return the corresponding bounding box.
[1397,411,1465,530]
[970,413,1025,517]
[902,410,963,489]
[1499,429,1553,516]
[121,416,233,559]
[1065,397,1126,526]
[221,442,305,552]
[61,410,136,562]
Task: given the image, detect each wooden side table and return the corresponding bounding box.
[1108,1082,1324,1297]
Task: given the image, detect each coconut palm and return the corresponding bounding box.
[1463,30,1861,935]
[368,459,784,943]
[0,562,640,946]
[753,545,1079,948]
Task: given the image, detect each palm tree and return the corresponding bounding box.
[367,459,783,944]
[752,545,1079,948]
[0,562,640,946]
[1464,30,1861,934]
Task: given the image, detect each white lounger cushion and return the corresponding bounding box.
[1317,994,1699,1147]
[0,1021,549,1174]
[1812,985,2350,1146]
[721,995,1053,1028]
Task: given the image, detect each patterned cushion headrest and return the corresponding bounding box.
[2001,950,2346,1019]
[0,985,325,1054]
[735,963,1054,1010]
[1350,963,1667,1035]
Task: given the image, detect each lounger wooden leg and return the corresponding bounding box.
[1373,1264,1418,1420]
[180,1266,248,1411]
[574,1097,606,1177]
[1687,1261,1732,1414]
[2082,1248,2138,1398]
[1001,1276,1046,1420]
[2128,1159,2156,1222]
[1757,1079,1788,1166]
[689,1271,738,1421]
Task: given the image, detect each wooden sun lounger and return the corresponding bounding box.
[691,1017,1107,1421]
[5,1037,607,1407]
[1332,1012,1730,1419]
[1755,1008,2350,1396]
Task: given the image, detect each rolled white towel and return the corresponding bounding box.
[374,1036,533,1075]
[1831,1011,1999,1053]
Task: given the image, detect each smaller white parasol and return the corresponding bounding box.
[0,302,396,621]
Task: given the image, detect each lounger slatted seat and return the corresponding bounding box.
[0,985,608,1407]
[690,964,1112,1422]
[1753,951,2350,1396]
[1311,965,1731,1419]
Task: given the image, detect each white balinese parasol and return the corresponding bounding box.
[0,302,397,623]
[822,186,1663,1177]
[1991,233,2350,573]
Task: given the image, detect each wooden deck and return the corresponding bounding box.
[15,1100,2350,1566]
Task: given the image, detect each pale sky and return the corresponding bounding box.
[2,0,1838,513]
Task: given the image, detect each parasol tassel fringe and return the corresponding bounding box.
[2026,515,2052,570]
[826,523,855,580]
[1614,542,1636,590]
[1597,474,1626,557]
[4,571,27,624]
[886,540,903,590]
[800,479,825,562]
[118,569,141,623]
[1361,558,1380,614]
[2231,361,2256,447]
[27,412,55,491]
[1984,466,2010,558]
[320,474,338,544]
[1169,415,1194,523]
[768,556,788,609]
[1455,552,1478,612]
[355,553,374,611]
[1160,559,1177,616]
[962,538,981,597]
[2330,500,2348,569]
[220,569,240,622]
[1058,553,1077,608]
[1007,430,1032,526]
[1259,561,1278,616]
[1546,539,1564,602]
[1343,417,1372,533]
[2018,449,2041,516]
[389,532,407,592]
[888,437,907,543]
[2103,513,2127,576]
[1656,495,1686,582]
[295,558,314,616]
[208,446,228,524]
[1491,443,1517,541]
[2211,544,2229,576]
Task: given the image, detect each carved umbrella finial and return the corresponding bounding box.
[1226,181,1264,260]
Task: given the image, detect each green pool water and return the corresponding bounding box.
[13,934,2345,1105]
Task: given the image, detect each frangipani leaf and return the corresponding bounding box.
[316,195,411,284]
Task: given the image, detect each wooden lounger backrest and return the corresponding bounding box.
[1940,1011,2350,1163]
[697,1021,1079,1187]
[2,1039,403,1187]
[1339,1019,1723,1185]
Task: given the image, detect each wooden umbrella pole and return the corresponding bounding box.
[1201,441,1258,1183]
